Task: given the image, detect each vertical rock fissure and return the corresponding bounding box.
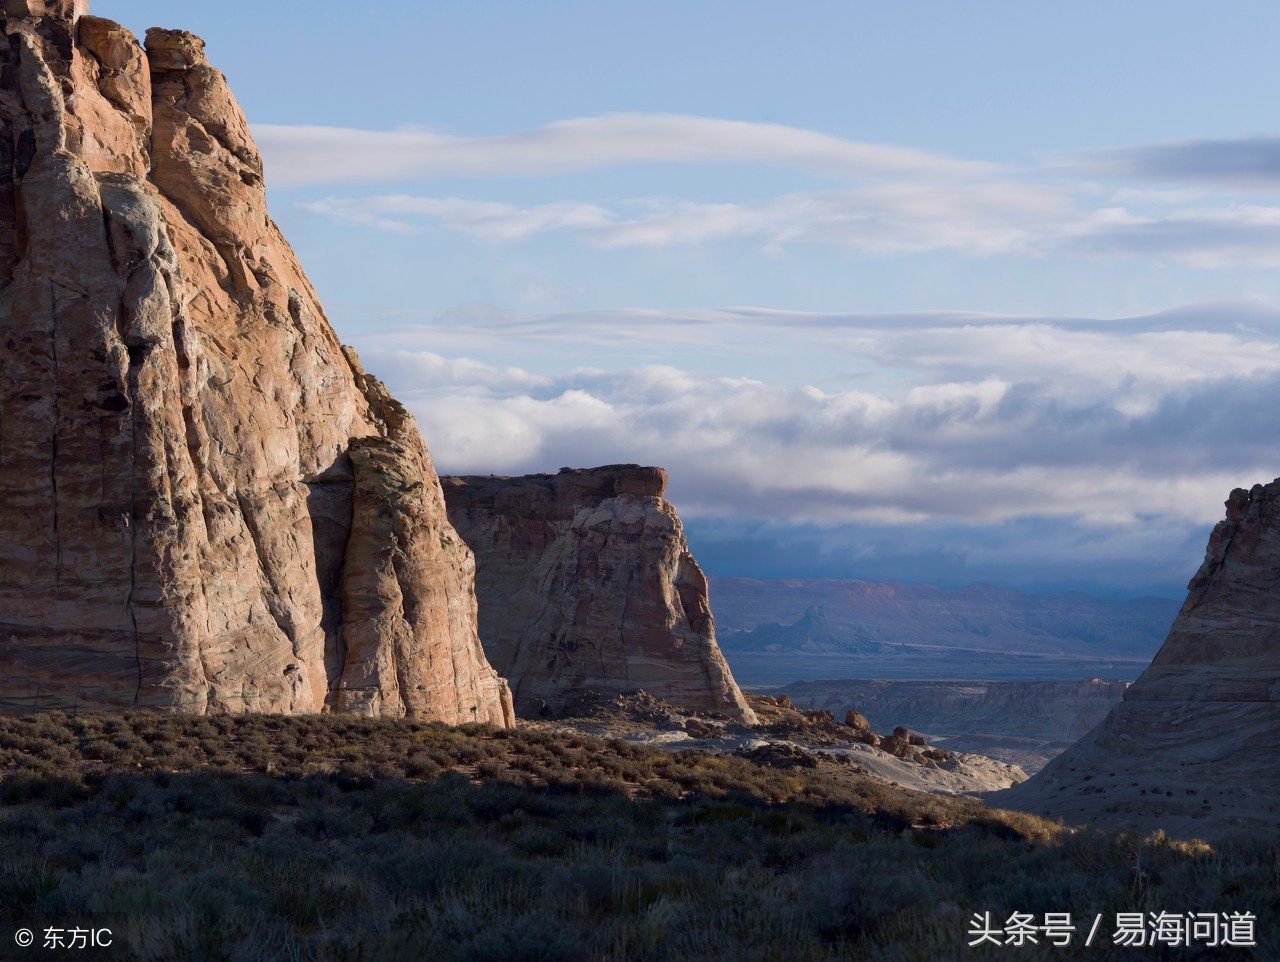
[387,547,416,717]
[170,315,205,484]
[125,342,142,706]
[615,569,631,688]
[233,490,298,654]
[46,283,61,593]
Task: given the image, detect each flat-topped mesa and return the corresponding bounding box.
[442,466,758,724]
[991,479,1280,837]
[0,11,513,724]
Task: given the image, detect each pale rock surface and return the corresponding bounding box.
[5,1,87,20]
[992,481,1280,836]
[817,742,1025,797]
[442,466,757,723]
[0,4,513,724]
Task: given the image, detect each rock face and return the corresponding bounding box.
[992,481,1280,836]
[0,5,513,724]
[441,466,757,723]
[5,1,87,19]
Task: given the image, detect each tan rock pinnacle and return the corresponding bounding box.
[0,10,513,724]
[442,466,757,723]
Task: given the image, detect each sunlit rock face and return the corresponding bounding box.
[442,466,757,723]
[4,1,88,19]
[0,4,513,724]
[992,480,1280,837]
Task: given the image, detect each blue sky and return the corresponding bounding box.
[102,1,1280,596]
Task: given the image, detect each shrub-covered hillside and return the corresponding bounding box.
[0,712,1273,961]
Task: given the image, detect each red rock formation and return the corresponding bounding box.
[442,466,757,723]
[993,481,1280,836]
[0,5,513,724]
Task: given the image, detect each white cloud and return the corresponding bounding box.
[303,184,1280,269]
[256,113,997,188]
[354,305,1280,537]
[304,196,616,241]
[1069,204,1280,267]
[305,181,1071,256]
[270,114,1280,271]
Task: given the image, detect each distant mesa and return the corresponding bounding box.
[732,605,884,654]
[442,466,758,724]
[711,576,1176,685]
[0,4,512,723]
[711,578,1176,660]
[992,479,1280,837]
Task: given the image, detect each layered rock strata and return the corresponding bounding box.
[442,466,757,723]
[992,481,1280,836]
[0,4,513,723]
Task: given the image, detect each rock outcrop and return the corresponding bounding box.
[0,4,513,724]
[992,481,1280,836]
[781,678,1129,772]
[441,466,757,723]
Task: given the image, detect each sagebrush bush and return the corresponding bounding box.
[0,712,1271,961]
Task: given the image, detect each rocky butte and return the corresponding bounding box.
[992,480,1280,837]
[0,2,513,723]
[442,466,758,724]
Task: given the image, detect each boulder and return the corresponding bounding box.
[844,709,871,730]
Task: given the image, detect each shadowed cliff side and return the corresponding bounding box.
[0,4,512,724]
[991,479,1280,837]
[442,466,757,724]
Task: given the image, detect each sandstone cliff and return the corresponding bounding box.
[992,481,1280,836]
[0,4,513,723]
[442,466,757,723]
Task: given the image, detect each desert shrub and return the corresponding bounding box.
[0,711,1274,960]
[456,911,591,962]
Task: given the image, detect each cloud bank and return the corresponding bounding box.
[301,185,1280,271]
[256,113,995,188]
[258,110,1280,589]
[264,114,1280,271]
[347,305,1280,593]
[305,183,1066,256]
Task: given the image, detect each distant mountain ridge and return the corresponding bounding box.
[736,605,885,654]
[778,678,1130,773]
[711,577,1179,660]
